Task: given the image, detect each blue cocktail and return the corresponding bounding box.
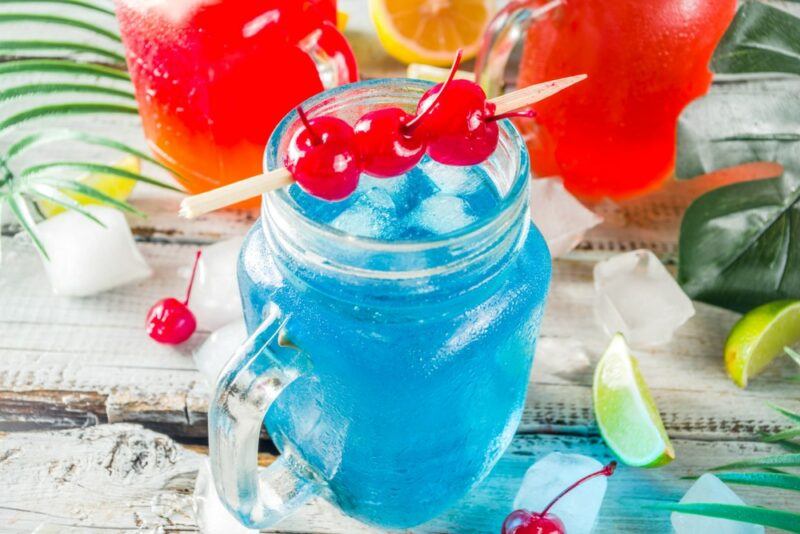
[210,79,551,530]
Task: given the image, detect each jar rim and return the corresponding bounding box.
[263,78,531,255]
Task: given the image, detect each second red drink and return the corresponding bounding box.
[116,0,358,208]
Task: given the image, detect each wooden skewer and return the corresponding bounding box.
[179,74,587,219]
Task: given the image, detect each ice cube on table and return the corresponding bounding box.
[194,459,258,534]
[193,319,247,388]
[408,194,476,236]
[35,205,151,297]
[330,187,399,239]
[594,249,695,347]
[513,453,608,534]
[530,177,603,257]
[180,237,244,331]
[671,474,765,534]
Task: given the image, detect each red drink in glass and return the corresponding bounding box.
[115,0,358,208]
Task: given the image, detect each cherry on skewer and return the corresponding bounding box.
[178,74,587,218]
[353,107,425,178]
[501,461,617,534]
[146,250,201,345]
[285,106,361,201]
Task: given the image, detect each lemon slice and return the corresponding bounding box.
[725,300,800,388]
[594,334,675,468]
[38,155,140,217]
[369,0,493,66]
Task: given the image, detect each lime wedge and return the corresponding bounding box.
[38,155,140,217]
[725,300,800,388]
[593,334,675,468]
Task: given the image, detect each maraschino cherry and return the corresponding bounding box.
[353,107,425,178]
[285,106,361,201]
[146,250,201,345]
[414,51,535,166]
[501,461,617,534]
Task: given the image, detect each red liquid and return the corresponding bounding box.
[517,0,736,199]
[116,0,357,208]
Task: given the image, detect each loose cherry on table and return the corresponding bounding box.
[146,250,201,345]
[501,461,617,534]
[285,106,361,201]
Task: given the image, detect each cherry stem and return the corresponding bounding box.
[297,106,322,145]
[539,462,617,518]
[183,250,202,306]
[486,109,537,123]
[402,48,464,133]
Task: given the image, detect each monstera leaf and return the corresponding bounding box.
[676,0,800,313]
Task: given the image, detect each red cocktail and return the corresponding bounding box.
[116,0,357,208]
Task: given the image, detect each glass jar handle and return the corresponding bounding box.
[474,0,563,98]
[209,303,319,529]
[299,21,359,90]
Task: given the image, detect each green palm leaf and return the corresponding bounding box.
[764,427,800,443]
[714,472,800,492]
[5,193,46,258]
[0,40,125,63]
[0,102,139,131]
[35,176,143,216]
[772,404,800,425]
[0,0,116,16]
[0,83,134,103]
[0,13,120,42]
[6,131,167,174]
[712,453,800,471]
[29,183,105,226]
[650,503,800,532]
[21,161,181,191]
[0,59,129,81]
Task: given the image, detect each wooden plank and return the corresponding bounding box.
[2,236,798,441]
[1,424,795,533]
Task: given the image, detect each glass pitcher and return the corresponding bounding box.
[115,0,357,208]
[209,79,551,529]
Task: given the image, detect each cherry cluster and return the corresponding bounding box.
[285,51,534,201]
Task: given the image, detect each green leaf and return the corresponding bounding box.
[676,80,800,180]
[0,102,139,131]
[0,40,125,64]
[21,161,181,192]
[28,183,105,226]
[674,1,800,312]
[712,1,800,76]
[6,131,168,174]
[0,13,120,42]
[6,193,46,259]
[676,169,800,312]
[650,502,800,532]
[35,177,143,217]
[764,427,800,442]
[0,82,135,103]
[0,0,116,16]
[712,453,800,471]
[0,59,129,81]
[715,471,800,492]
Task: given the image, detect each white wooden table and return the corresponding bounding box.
[1,2,799,532]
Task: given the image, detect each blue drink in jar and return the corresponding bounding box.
[210,79,551,530]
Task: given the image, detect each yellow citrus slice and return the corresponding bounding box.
[337,10,349,31]
[406,62,474,83]
[38,155,140,217]
[594,334,675,468]
[369,0,494,66]
[725,300,800,388]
